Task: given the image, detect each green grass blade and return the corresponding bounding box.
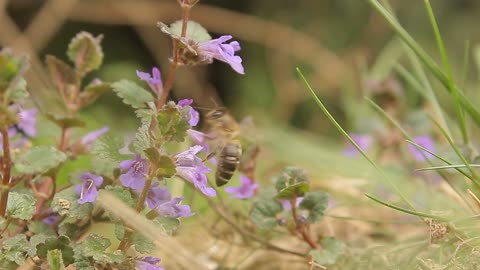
[365,193,449,221]
[367,0,480,127]
[429,115,480,188]
[416,164,480,172]
[424,0,467,144]
[461,40,471,90]
[296,67,415,211]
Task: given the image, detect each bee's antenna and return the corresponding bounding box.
[193,106,212,111]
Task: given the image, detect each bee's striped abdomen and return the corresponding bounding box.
[216,142,242,186]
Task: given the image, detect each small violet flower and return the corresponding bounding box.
[225,175,258,199]
[178,99,199,126]
[136,67,163,95]
[343,134,373,157]
[186,129,216,164]
[17,108,38,137]
[198,35,244,74]
[119,155,148,191]
[143,182,171,209]
[136,256,165,270]
[174,145,216,197]
[156,196,194,218]
[80,126,109,149]
[408,135,435,162]
[280,197,304,212]
[75,173,103,204]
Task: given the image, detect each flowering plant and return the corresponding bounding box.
[0,1,337,269]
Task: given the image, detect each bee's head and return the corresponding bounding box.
[206,108,227,120]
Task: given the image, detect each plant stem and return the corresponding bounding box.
[291,198,319,249]
[156,6,190,109]
[118,177,153,251]
[0,127,12,217]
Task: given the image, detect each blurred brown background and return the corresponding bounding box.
[2,0,480,135]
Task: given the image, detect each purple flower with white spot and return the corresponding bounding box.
[80,126,109,148]
[157,196,194,218]
[408,135,435,162]
[119,155,148,190]
[225,175,258,199]
[75,173,103,204]
[174,145,216,197]
[136,256,165,270]
[280,197,304,211]
[343,134,373,157]
[143,182,171,209]
[17,108,38,137]
[186,129,216,164]
[178,99,199,126]
[198,35,244,74]
[136,67,163,95]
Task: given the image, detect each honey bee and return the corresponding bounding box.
[204,108,243,187]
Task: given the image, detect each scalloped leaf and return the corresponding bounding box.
[78,81,111,108]
[250,198,282,230]
[14,146,67,174]
[46,55,76,98]
[309,237,345,265]
[112,80,155,109]
[299,191,329,223]
[67,32,104,75]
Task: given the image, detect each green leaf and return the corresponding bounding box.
[91,135,126,163]
[78,81,111,108]
[37,236,74,266]
[153,217,180,236]
[0,48,29,93]
[275,167,310,199]
[58,222,80,239]
[114,223,125,241]
[45,55,76,98]
[156,101,190,142]
[28,221,56,236]
[299,191,329,223]
[52,186,93,218]
[14,146,67,174]
[130,232,155,254]
[7,78,28,102]
[47,249,66,270]
[133,124,154,155]
[155,155,176,178]
[250,198,282,230]
[28,234,52,257]
[309,237,345,265]
[2,234,29,265]
[104,185,135,207]
[75,234,124,265]
[67,31,104,75]
[168,20,211,43]
[112,80,155,109]
[6,191,36,220]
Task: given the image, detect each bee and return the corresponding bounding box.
[205,108,243,187]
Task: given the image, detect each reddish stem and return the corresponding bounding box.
[291,198,319,249]
[156,6,191,109]
[0,127,11,217]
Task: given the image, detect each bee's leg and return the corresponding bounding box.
[202,145,222,162]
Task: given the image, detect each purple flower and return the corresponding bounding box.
[144,182,171,209]
[343,134,373,157]
[408,135,435,162]
[42,213,58,225]
[198,35,244,74]
[186,129,216,164]
[280,197,304,211]
[225,175,258,199]
[137,67,163,95]
[156,196,194,218]
[178,99,199,126]
[119,155,148,190]
[136,256,165,270]
[80,126,109,148]
[174,145,216,197]
[75,173,103,204]
[17,108,37,137]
